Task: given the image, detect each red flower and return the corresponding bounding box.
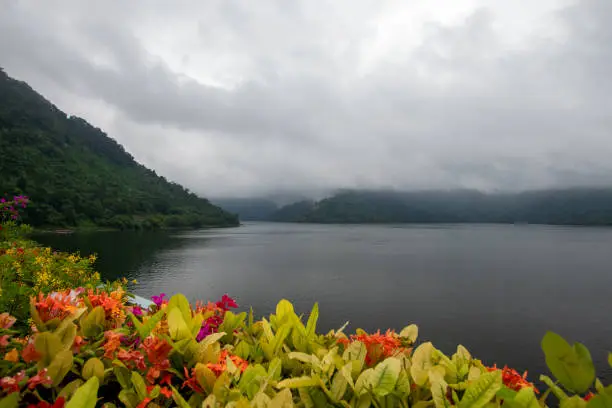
[33,291,82,323]
[0,370,26,393]
[160,386,173,398]
[26,397,65,408]
[487,365,539,393]
[0,335,11,347]
[215,294,238,311]
[339,330,408,366]
[27,369,53,389]
[135,397,152,408]
[584,392,595,401]
[182,367,204,393]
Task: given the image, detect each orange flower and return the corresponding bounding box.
[0,313,16,329]
[206,350,248,376]
[72,336,87,354]
[21,340,40,363]
[4,348,19,363]
[142,337,172,366]
[103,331,123,359]
[33,291,82,323]
[117,348,147,371]
[87,289,126,327]
[339,330,407,366]
[487,365,539,393]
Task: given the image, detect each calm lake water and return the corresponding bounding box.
[35,222,612,381]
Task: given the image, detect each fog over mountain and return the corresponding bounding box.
[2,0,611,198]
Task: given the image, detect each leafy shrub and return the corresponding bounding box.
[0,198,119,331]
[0,288,608,407]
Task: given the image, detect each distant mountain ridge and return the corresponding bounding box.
[270,189,612,225]
[0,68,238,229]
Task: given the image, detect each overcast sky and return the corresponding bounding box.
[1,0,611,198]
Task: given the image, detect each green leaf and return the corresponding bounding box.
[504,387,540,408]
[136,308,165,339]
[399,324,419,343]
[118,390,139,408]
[113,366,132,389]
[587,393,612,408]
[131,371,148,401]
[343,341,367,377]
[35,332,63,368]
[540,375,569,401]
[82,357,105,381]
[66,377,99,408]
[458,370,502,408]
[47,350,74,386]
[305,303,319,338]
[167,308,192,341]
[355,368,375,395]
[58,379,84,400]
[275,299,296,321]
[560,396,588,408]
[81,306,105,338]
[429,366,451,408]
[238,365,267,399]
[608,353,612,369]
[55,321,77,351]
[370,357,401,397]
[410,342,434,386]
[331,370,348,401]
[542,331,595,393]
[267,357,282,381]
[168,293,192,327]
[277,375,320,389]
[0,393,19,408]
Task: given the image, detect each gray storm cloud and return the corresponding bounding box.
[1,0,611,198]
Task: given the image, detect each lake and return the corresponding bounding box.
[35,222,612,381]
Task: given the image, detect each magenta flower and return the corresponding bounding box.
[196,322,213,342]
[131,305,143,316]
[151,293,167,307]
[215,294,238,311]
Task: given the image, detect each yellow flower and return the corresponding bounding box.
[88,254,97,263]
[132,279,138,284]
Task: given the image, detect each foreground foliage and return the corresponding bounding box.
[0,288,608,407]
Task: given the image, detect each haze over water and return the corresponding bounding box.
[36,222,612,381]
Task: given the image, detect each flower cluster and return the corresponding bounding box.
[337,329,410,366]
[0,195,28,221]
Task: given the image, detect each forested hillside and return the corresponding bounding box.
[0,68,238,229]
[271,189,612,225]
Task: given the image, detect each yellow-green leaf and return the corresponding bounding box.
[277,376,320,389]
[35,332,63,368]
[331,371,348,401]
[81,306,105,338]
[305,303,319,338]
[400,324,419,343]
[0,393,19,408]
[458,370,502,408]
[131,371,148,401]
[82,358,105,381]
[542,331,595,393]
[168,293,192,328]
[410,342,434,386]
[560,396,588,408]
[47,350,73,386]
[167,308,192,341]
[66,377,99,408]
[58,379,84,400]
